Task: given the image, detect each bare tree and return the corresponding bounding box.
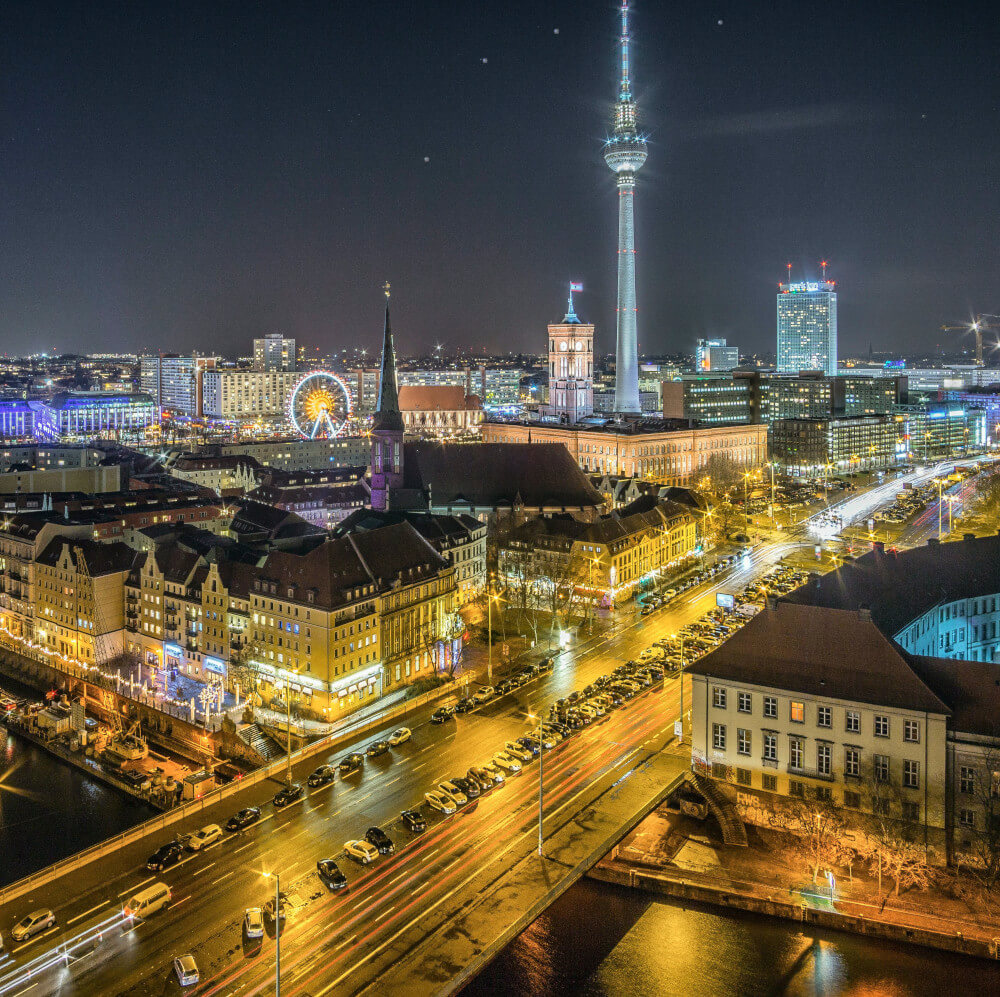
[229,637,267,719]
[957,744,1000,891]
[707,501,744,544]
[699,453,744,496]
[860,773,932,896]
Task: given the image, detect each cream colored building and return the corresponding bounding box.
[201,370,299,420]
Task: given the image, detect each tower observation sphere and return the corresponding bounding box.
[605,0,647,416]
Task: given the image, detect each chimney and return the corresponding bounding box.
[858,606,872,622]
[765,594,779,611]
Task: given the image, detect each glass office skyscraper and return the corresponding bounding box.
[776,280,838,376]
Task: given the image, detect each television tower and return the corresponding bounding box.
[605,0,647,416]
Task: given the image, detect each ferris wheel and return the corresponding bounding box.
[288,371,352,439]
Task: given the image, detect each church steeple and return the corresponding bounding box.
[374,281,404,432]
[370,282,405,511]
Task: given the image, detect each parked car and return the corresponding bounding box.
[492,751,522,774]
[10,909,55,942]
[480,762,506,784]
[173,954,199,987]
[471,687,494,705]
[504,741,534,762]
[317,859,348,890]
[187,824,222,852]
[452,776,480,800]
[244,907,265,939]
[454,697,475,714]
[365,827,396,855]
[308,764,336,787]
[401,809,427,832]
[264,894,289,923]
[273,783,304,808]
[344,839,380,865]
[466,767,493,791]
[387,727,411,746]
[338,753,364,775]
[146,842,184,872]
[365,740,390,758]
[438,781,468,806]
[225,807,262,833]
[430,706,454,724]
[424,789,457,814]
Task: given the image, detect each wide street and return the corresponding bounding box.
[0,459,976,996]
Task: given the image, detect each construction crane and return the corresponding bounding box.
[940,315,1000,366]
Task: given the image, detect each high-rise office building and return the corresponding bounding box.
[253,333,296,371]
[139,354,218,417]
[695,338,740,371]
[776,280,838,376]
[604,1,647,415]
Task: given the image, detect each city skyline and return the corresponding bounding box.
[1,2,997,361]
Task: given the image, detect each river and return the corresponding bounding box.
[465,878,1000,996]
[0,679,153,888]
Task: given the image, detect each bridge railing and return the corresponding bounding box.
[0,680,459,910]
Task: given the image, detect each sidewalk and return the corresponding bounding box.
[599,805,1000,954]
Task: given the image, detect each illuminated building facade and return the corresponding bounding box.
[546,285,594,423]
[776,281,838,376]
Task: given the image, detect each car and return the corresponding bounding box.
[344,839,380,865]
[471,686,494,705]
[451,776,480,800]
[317,859,348,890]
[604,689,625,706]
[430,706,454,724]
[187,824,223,851]
[365,740,390,758]
[594,675,611,688]
[466,767,493,791]
[264,893,290,923]
[244,907,265,938]
[273,783,304,808]
[561,712,585,730]
[308,764,336,787]
[424,789,457,814]
[582,684,595,698]
[545,720,571,737]
[225,806,262,832]
[401,809,427,832]
[567,691,582,704]
[494,679,515,695]
[438,780,468,806]
[173,954,200,987]
[567,708,593,726]
[480,762,506,785]
[455,697,475,714]
[517,735,542,754]
[387,727,411,746]
[365,826,396,854]
[640,606,653,616]
[10,909,55,942]
[146,841,184,871]
[538,656,555,671]
[338,753,364,775]
[504,740,534,762]
[492,751,522,774]
[541,724,566,743]
[534,731,559,749]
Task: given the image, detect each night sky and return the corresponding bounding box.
[2,1,997,361]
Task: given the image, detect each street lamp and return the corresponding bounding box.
[526,712,544,855]
[946,493,957,533]
[933,478,943,539]
[284,668,298,787]
[742,472,752,531]
[262,870,281,996]
[673,634,686,743]
[487,575,503,683]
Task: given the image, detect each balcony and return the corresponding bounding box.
[787,764,834,783]
[185,639,198,653]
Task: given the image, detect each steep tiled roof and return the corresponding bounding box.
[400,442,603,511]
[36,537,137,576]
[398,385,479,412]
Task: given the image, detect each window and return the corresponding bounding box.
[960,766,976,794]
[902,801,920,822]
[737,729,751,756]
[737,691,751,714]
[763,696,777,719]
[874,715,890,738]
[763,733,777,761]
[815,786,832,802]
[712,723,726,751]
[789,737,803,770]
[844,790,861,809]
[762,774,777,792]
[845,747,860,778]
[711,762,728,779]
[873,797,891,816]
[817,706,832,728]
[959,809,975,829]
[845,710,860,734]
[790,701,804,723]
[903,759,919,789]
[712,687,727,709]
[736,768,751,787]
[789,780,805,798]
[904,719,920,743]
[817,743,832,777]
[874,754,890,782]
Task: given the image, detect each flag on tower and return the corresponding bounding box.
[569,282,584,292]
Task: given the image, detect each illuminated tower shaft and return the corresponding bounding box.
[614,176,639,413]
[604,1,647,416]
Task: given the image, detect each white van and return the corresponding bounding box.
[124,882,171,919]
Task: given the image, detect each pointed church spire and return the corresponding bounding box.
[374,281,403,432]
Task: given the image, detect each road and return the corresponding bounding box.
[0,459,974,995]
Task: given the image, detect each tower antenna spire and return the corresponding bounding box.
[786,261,792,284]
[618,0,632,101]
[820,259,828,281]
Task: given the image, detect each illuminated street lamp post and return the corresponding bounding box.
[673,634,685,743]
[527,712,544,855]
[934,478,943,539]
[262,870,281,996]
[742,472,751,531]
[946,493,957,533]
[284,668,298,787]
